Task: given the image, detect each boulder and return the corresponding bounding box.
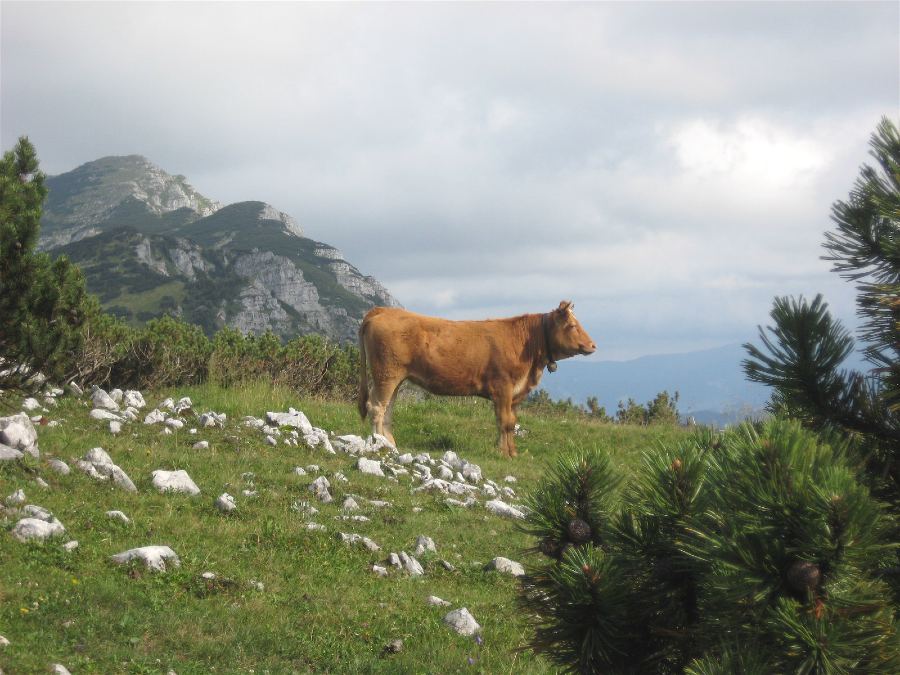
[414,535,437,557]
[485,556,525,577]
[91,388,119,411]
[144,409,166,425]
[265,408,313,434]
[0,445,23,462]
[11,517,65,542]
[215,493,237,513]
[485,499,526,520]
[76,448,137,492]
[443,608,481,636]
[399,551,424,576]
[47,458,70,475]
[89,408,123,422]
[123,390,146,408]
[111,545,180,572]
[357,457,385,477]
[152,470,200,495]
[0,412,39,458]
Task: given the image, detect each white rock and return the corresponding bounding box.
[305,522,327,532]
[333,434,368,455]
[462,462,482,483]
[23,504,54,520]
[109,420,122,435]
[414,535,437,557]
[485,556,525,576]
[22,397,41,411]
[333,471,348,483]
[67,381,84,396]
[0,412,39,458]
[242,489,258,498]
[215,493,237,513]
[266,408,313,434]
[502,486,517,500]
[123,390,146,408]
[62,540,79,551]
[485,499,525,519]
[399,551,424,576]
[372,565,388,577]
[51,664,72,675]
[441,451,462,470]
[357,457,385,477]
[397,453,414,465]
[161,427,173,435]
[165,418,185,430]
[152,469,200,495]
[198,411,226,428]
[106,510,131,523]
[109,388,124,403]
[111,545,180,572]
[305,464,320,473]
[122,408,138,422]
[445,497,478,508]
[0,444,24,461]
[427,595,451,607]
[342,496,359,511]
[144,409,166,425]
[338,532,381,551]
[85,447,113,465]
[302,427,336,454]
[11,517,65,542]
[89,408,122,422]
[43,396,58,407]
[0,635,9,648]
[293,466,307,476]
[443,608,481,636]
[265,435,277,446]
[192,440,209,451]
[35,477,49,489]
[174,397,193,413]
[47,458,70,475]
[46,420,61,428]
[91,388,119,411]
[366,434,396,453]
[504,475,517,483]
[309,476,333,503]
[436,466,453,480]
[481,484,498,498]
[5,488,26,506]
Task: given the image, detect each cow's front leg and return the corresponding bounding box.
[492,391,518,458]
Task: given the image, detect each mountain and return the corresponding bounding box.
[40,156,399,341]
[540,343,872,423]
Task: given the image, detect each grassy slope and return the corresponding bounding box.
[0,384,685,674]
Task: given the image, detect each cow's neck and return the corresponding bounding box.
[541,313,557,373]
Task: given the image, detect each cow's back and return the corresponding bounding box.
[361,307,507,397]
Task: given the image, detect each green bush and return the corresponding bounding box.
[520,420,899,673]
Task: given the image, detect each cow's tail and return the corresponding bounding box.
[357,321,369,421]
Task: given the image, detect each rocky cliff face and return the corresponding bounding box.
[42,155,400,342]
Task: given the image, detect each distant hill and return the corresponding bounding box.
[539,343,870,422]
[40,155,399,341]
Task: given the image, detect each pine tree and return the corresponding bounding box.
[743,117,899,500]
[518,422,899,673]
[0,137,90,394]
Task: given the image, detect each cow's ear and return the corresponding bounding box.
[556,300,573,315]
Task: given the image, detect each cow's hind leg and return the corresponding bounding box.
[493,391,518,458]
[369,377,403,444]
[381,381,404,447]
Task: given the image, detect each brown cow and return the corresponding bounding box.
[357,301,596,457]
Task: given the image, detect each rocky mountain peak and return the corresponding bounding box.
[43,154,221,229]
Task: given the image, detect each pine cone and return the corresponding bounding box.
[787,560,821,595]
[567,518,592,544]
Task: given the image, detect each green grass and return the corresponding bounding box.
[0,383,686,673]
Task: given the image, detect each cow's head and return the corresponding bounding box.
[547,301,596,361]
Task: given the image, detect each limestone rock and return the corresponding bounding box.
[91,388,119,411]
[0,412,39,458]
[192,440,209,451]
[357,457,385,477]
[399,551,424,576]
[265,408,313,434]
[111,545,180,572]
[144,409,166,425]
[414,535,437,557]
[0,444,23,462]
[11,517,65,542]
[485,556,525,577]
[338,532,381,551]
[443,608,481,636]
[89,408,123,422]
[215,493,236,513]
[427,595,451,607]
[77,448,137,492]
[485,499,526,520]
[106,510,131,523]
[47,458,70,475]
[123,390,146,408]
[5,488,26,506]
[152,469,200,495]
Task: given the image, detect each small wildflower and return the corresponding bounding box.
[19,607,29,614]
[71,577,79,585]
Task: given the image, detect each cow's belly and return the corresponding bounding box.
[406,365,488,398]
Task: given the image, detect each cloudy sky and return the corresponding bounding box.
[3,1,897,360]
